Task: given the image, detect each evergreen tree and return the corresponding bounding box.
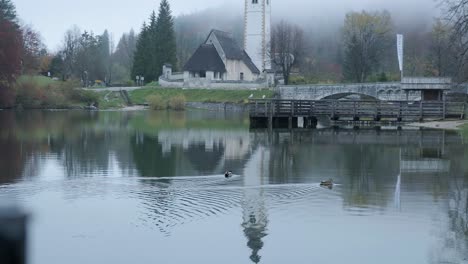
[132,22,150,82]
[131,1,177,83]
[97,30,110,83]
[147,11,158,82]
[0,0,17,23]
[155,0,177,73]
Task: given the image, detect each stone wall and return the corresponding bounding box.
[276,82,422,101]
[186,102,248,112]
[159,76,268,90]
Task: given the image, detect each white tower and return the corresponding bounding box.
[244,0,271,72]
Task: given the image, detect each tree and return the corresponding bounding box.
[97,30,110,84]
[131,0,177,83]
[0,0,21,107]
[61,26,81,80]
[111,29,137,83]
[154,0,177,73]
[443,0,468,81]
[49,54,65,80]
[342,10,393,83]
[270,20,305,85]
[21,24,45,74]
[132,22,150,82]
[428,19,454,76]
[0,0,17,23]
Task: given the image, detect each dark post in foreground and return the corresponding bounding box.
[0,207,28,264]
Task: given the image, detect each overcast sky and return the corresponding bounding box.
[15,0,441,51]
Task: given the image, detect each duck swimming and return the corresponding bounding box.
[224,171,233,178]
[320,179,334,189]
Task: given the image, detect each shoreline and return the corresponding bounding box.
[406,120,467,130]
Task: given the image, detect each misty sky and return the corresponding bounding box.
[15,0,441,51]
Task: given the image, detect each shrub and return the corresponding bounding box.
[72,90,100,105]
[15,76,99,108]
[146,95,166,110]
[168,95,186,111]
[145,81,159,87]
[0,81,16,108]
[15,78,43,108]
[124,80,135,87]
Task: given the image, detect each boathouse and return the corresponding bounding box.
[401,77,452,101]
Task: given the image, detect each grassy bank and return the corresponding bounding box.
[129,88,274,105]
[461,123,468,139]
[15,76,99,109]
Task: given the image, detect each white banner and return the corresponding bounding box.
[397,34,404,72]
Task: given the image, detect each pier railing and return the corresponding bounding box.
[249,99,466,120]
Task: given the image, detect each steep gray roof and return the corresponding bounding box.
[183,44,226,73]
[207,30,260,74]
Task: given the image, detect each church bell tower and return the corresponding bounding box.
[244,0,271,72]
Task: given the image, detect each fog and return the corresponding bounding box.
[14,0,441,50]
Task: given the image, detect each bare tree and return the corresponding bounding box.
[443,0,468,81]
[61,26,81,80]
[342,10,393,83]
[270,20,304,85]
[427,19,455,76]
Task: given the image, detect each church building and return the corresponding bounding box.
[184,30,260,82]
[160,0,273,89]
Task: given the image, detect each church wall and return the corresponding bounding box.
[225,60,258,81]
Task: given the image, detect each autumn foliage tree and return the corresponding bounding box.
[21,24,46,74]
[0,0,22,107]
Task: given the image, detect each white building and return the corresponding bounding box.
[245,0,272,72]
[160,0,274,89]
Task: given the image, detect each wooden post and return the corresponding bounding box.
[353,101,357,120]
[420,101,423,121]
[442,94,446,120]
[332,101,336,120]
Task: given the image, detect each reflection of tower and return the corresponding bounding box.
[242,146,270,263]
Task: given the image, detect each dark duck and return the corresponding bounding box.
[320,179,334,189]
[224,171,233,178]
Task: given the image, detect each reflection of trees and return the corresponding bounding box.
[264,130,399,208]
[342,145,399,208]
[0,112,42,184]
[447,174,468,261]
[131,133,179,177]
[431,145,468,264]
[185,143,224,174]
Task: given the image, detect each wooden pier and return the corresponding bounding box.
[249,99,466,129]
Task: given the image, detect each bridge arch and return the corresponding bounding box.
[318,92,380,101]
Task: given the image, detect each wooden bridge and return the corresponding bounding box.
[249,99,466,129]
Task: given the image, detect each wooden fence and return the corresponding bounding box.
[249,99,466,121]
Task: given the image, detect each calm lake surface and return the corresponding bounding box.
[0,110,467,264]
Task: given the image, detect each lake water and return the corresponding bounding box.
[0,110,467,264]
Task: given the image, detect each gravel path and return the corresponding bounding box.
[82,87,144,92]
